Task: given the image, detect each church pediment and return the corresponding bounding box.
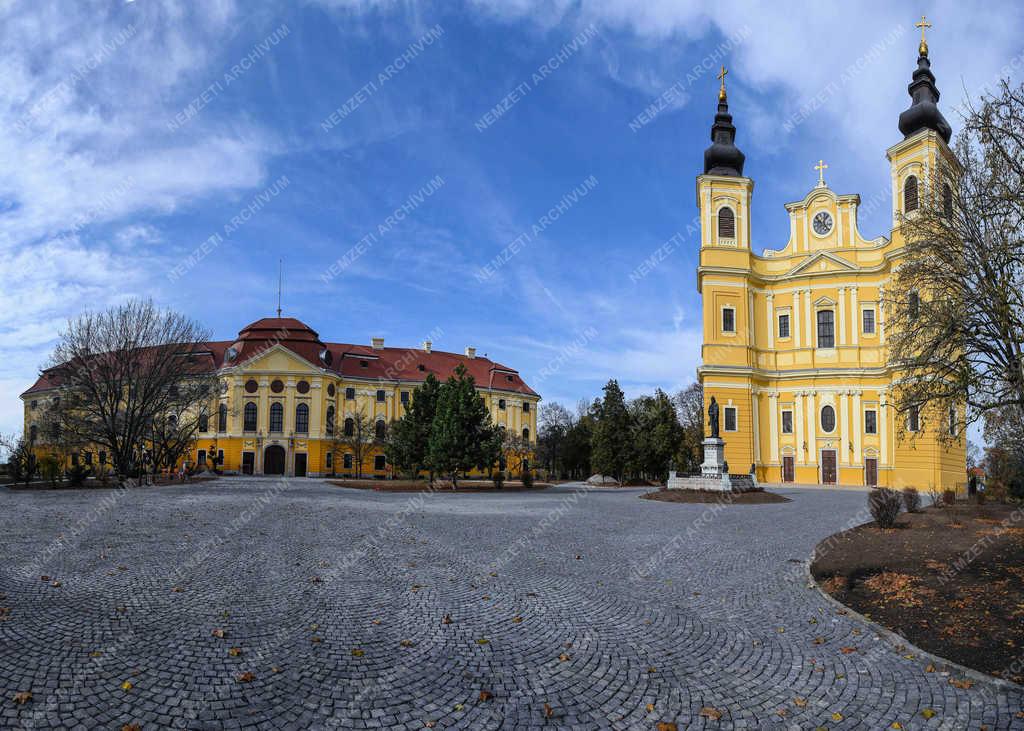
[786,251,859,276]
[231,343,323,373]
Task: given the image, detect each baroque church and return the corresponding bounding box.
[697,21,965,489]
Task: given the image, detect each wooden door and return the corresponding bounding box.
[295,453,307,477]
[782,456,795,483]
[264,446,285,475]
[821,450,837,484]
[242,452,254,475]
[865,458,878,487]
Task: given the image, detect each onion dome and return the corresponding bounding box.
[703,65,746,177]
[898,16,952,143]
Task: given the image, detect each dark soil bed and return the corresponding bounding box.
[330,479,550,493]
[812,501,1024,682]
[641,488,790,504]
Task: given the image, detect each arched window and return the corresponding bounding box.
[218,403,228,432]
[375,420,386,439]
[295,403,309,434]
[198,413,209,432]
[942,183,953,218]
[269,403,283,433]
[903,175,918,212]
[243,402,258,432]
[522,427,530,440]
[344,417,354,437]
[325,405,335,435]
[29,425,38,442]
[718,207,735,239]
[820,405,836,433]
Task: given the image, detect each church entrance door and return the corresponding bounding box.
[821,450,837,485]
[264,446,286,475]
[865,458,878,487]
[782,456,794,483]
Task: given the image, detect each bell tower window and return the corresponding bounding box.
[717,207,735,241]
[903,175,919,213]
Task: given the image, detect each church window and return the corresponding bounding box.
[375,420,386,440]
[781,410,793,434]
[942,183,953,218]
[401,390,410,405]
[523,402,530,413]
[820,405,836,433]
[374,455,386,471]
[296,380,310,394]
[865,409,877,434]
[908,291,920,320]
[325,406,335,435]
[721,307,736,333]
[498,398,506,410]
[816,310,835,349]
[243,402,257,431]
[198,413,209,433]
[724,406,737,432]
[345,387,355,400]
[344,417,354,436]
[717,207,735,240]
[903,175,919,212]
[862,308,876,334]
[343,453,353,469]
[245,379,258,394]
[907,405,920,432]
[522,427,530,440]
[218,403,228,432]
[376,389,386,402]
[269,403,283,433]
[295,403,309,434]
[270,379,284,394]
[778,313,790,339]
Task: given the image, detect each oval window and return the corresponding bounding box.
[821,405,836,433]
[296,380,310,394]
[270,379,284,394]
[327,383,336,397]
[244,379,258,394]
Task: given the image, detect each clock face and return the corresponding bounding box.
[812,211,833,236]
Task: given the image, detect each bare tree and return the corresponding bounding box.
[43,299,216,480]
[337,407,374,479]
[673,382,704,472]
[887,80,1024,436]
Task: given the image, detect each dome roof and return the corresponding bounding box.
[898,52,952,143]
[703,96,745,177]
[237,317,322,343]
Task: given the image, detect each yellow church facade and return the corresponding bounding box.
[696,29,965,489]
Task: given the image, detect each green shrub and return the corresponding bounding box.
[902,487,921,513]
[868,488,902,528]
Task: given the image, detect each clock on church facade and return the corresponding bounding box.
[695,21,965,489]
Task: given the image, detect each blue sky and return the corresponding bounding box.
[2,0,1023,437]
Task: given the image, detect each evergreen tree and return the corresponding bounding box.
[428,365,498,487]
[591,379,631,481]
[387,374,441,481]
[632,389,683,481]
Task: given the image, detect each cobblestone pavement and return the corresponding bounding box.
[1,479,1021,730]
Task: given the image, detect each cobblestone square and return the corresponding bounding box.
[1,479,1021,729]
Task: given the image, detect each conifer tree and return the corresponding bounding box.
[590,379,631,481]
[387,374,441,481]
[427,365,499,487]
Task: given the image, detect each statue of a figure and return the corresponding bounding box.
[708,396,720,439]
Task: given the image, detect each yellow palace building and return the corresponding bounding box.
[697,24,965,489]
[22,316,540,478]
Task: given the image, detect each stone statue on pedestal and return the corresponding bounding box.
[708,396,720,438]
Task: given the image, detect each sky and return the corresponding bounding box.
[1,0,1023,438]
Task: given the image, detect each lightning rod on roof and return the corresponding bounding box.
[276,259,282,318]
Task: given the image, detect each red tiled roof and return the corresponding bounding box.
[23,317,539,398]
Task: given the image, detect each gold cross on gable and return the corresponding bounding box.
[915,14,932,55]
[717,65,728,100]
[815,159,828,185]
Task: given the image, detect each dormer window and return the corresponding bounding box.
[903,175,919,212]
[717,207,735,240]
[359,360,368,368]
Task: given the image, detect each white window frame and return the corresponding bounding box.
[864,408,878,435]
[721,305,737,334]
[820,404,836,434]
[781,409,793,434]
[777,311,791,340]
[861,307,876,335]
[724,406,738,432]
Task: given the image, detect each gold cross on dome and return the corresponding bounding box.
[915,15,932,56]
[717,65,728,100]
[815,159,828,186]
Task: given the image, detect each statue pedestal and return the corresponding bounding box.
[701,437,726,477]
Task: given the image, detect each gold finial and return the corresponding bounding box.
[815,159,828,186]
[717,65,728,101]
[915,14,932,57]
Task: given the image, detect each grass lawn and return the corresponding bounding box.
[329,478,550,492]
[812,500,1024,682]
[641,488,790,504]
